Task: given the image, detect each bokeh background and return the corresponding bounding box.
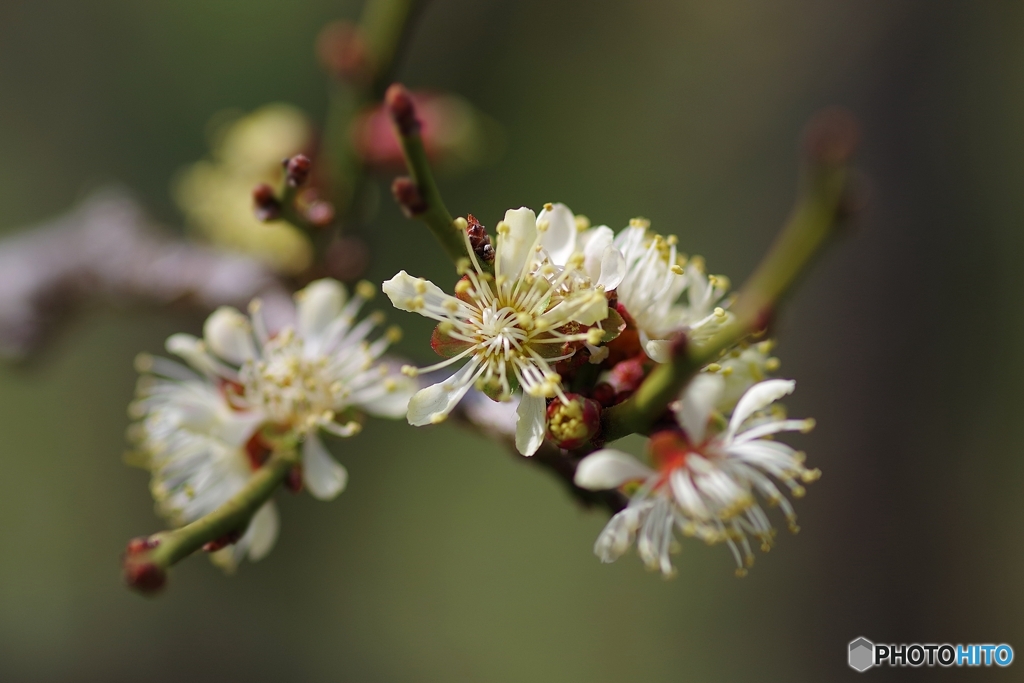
[0,0,1021,680]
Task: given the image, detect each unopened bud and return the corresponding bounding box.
[546,394,602,450]
[392,176,427,217]
[315,21,371,82]
[283,154,312,187]
[202,529,242,552]
[385,83,420,136]
[252,183,281,222]
[123,536,166,595]
[609,357,646,394]
[803,107,859,167]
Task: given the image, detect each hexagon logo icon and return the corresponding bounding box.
[849,637,875,672]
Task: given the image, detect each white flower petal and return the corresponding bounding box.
[673,373,725,443]
[165,333,219,375]
[297,279,347,339]
[641,333,672,363]
[580,226,625,289]
[203,307,256,365]
[302,434,348,501]
[596,245,626,290]
[406,361,481,426]
[515,392,546,456]
[246,501,280,561]
[594,503,650,563]
[727,379,796,441]
[537,203,577,264]
[497,207,538,279]
[356,374,416,419]
[382,271,462,317]
[574,449,655,490]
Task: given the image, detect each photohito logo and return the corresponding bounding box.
[848,637,1013,671]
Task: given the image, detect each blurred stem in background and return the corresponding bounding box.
[315,0,426,261]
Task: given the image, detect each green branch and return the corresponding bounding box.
[124,449,298,594]
[601,109,859,442]
[385,83,471,265]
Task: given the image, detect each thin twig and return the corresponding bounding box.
[601,109,860,442]
[0,188,292,359]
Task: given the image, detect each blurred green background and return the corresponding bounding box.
[0,0,1021,680]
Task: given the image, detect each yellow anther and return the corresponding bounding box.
[586,328,604,345]
[248,298,263,314]
[735,568,748,578]
[721,366,734,376]
[765,357,781,372]
[345,421,363,436]
[385,326,402,343]
[496,221,510,236]
[666,235,678,246]
[543,202,554,211]
[370,311,386,325]
[413,279,427,294]
[454,279,472,295]
[574,215,591,231]
[456,257,471,275]
[690,255,706,272]
[801,468,822,483]
[791,485,806,498]
[706,363,722,373]
[536,219,550,233]
[430,413,447,424]
[443,299,459,313]
[495,275,508,288]
[670,264,684,275]
[438,321,455,336]
[400,365,419,377]
[453,216,468,232]
[356,280,376,300]
[713,307,726,317]
[411,296,425,310]
[801,418,816,433]
[384,379,398,392]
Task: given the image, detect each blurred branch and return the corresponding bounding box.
[0,188,292,359]
[386,83,470,265]
[124,448,298,595]
[602,108,861,442]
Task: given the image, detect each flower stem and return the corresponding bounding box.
[386,83,472,265]
[125,449,298,593]
[601,109,860,442]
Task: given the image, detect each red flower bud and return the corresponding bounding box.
[546,394,602,450]
[252,183,281,222]
[283,154,312,187]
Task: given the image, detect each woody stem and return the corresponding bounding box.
[601,109,859,442]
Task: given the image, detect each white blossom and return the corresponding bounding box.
[613,220,732,362]
[574,376,819,577]
[128,278,415,570]
[383,206,610,455]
